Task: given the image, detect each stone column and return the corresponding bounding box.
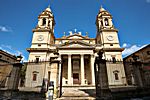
[91,55,95,85]
[81,54,85,85]
[68,54,72,85]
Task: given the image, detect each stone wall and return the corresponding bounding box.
[0,90,45,100]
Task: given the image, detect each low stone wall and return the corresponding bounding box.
[111,87,150,99]
[0,90,45,100]
[96,86,150,100]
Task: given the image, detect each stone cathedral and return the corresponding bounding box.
[25,6,127,97]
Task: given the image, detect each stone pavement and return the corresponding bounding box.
[57,86,96,100]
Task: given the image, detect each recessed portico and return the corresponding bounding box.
[59,50,95,86]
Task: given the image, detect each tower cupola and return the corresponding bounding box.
[96,6,115,32]
[35,6,55,32]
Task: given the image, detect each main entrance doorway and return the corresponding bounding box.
[73,73,79,84]
[72,58,80,84]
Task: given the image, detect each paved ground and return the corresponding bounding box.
[57,86,96,100]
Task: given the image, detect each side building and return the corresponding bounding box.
[0,49,22,89]
[124,44,150,87]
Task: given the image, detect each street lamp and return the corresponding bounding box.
[16,55,23,62]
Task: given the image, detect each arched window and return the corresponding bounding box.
[104,18,109,26]
[32,71,39,81]
[114,73,119,80]
[33,73,37,81]
[42,18,46,26]
[113,70,119,80]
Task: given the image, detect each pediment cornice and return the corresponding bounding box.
[56,40,95,49]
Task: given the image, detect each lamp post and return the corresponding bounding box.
[46,51,62,99]
[16,55,23,62]
[95,51,111,99]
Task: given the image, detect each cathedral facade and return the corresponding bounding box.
[25,6,127,96]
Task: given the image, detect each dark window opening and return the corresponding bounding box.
[33,74,37,81]
[114,73,119,80]
[38,44,41,47]
[36,58,39,63]
[112,57,116,63]
[110,44,113,46]
[129,59,132,62]
[48,20,50,26]
[48,71,51,82]
[65,81,68,84]
[104,18,109,26]
[101,21,103,26]
[42,18,46,26]
[147,51,150,55]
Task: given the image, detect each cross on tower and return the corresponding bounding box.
[74,29,77,33]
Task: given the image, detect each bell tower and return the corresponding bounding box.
[96,6,127,86]
[96,6,123,60]
[27,6,55,61]
[25,6,58,90]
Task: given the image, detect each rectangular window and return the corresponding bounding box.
[33,74,37,81]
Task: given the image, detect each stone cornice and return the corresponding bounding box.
[57,47,95,50]
[0,50,17,60]
[102,48,124,52]
[57,40,94,47]
[32,28,52,32]
[26,48,56,52]
[100,28,118,32]
[56,38,95,40]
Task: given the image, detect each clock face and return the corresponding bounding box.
[107,35,114,41]
[37,35,44,41]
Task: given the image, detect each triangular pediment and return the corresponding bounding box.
[57,40,94,49]
[65,33,88,39]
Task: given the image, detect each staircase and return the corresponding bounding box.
[57,85,96,100]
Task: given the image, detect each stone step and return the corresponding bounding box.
[57,96,95,100]
[58,87,96,100]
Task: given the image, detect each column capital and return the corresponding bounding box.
[68,54,72,56]
[91,54,95,58]
[80,54,84,56]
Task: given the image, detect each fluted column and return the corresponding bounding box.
[81,54,85,85]
[68,54,72,85]
[91,54,95,85]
